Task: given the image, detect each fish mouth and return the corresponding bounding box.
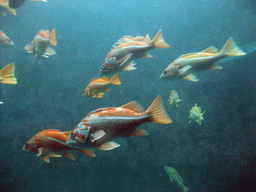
[22,147,29,152]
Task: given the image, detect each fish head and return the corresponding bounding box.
[5,39,14,46]
[66,128,89,147]
[82,87,91,97]
[23,138,38,154]
[99,57,119,75]
[160,67,179,80]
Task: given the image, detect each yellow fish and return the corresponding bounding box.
[164,166,189,192]
[83,73,121,98]
[160,37,246,81]
[0,0,16,16]
[189,103,204,125]
[0,63,17,84]
[168,90,182,107]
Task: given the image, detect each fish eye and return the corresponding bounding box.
[70,132,75,138]
[102,64,106,69]
[163,71,167,75]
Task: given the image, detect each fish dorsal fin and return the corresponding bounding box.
[101,76,109,81]
[121,101,144,113]
[202,46,218,53]
[90,77,100,82]
[49,28,57,46]
[145,34,151,43]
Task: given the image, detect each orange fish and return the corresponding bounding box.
[0,63,17,84]
[0,31,14,46]
[99,30,170,74]
[160,37,246,81]
[8,0,47,9]
[0,0,16,16]
[24,29,57,58]
[66,95,172,151]
[83,73,121,98]
[23,129,95,163]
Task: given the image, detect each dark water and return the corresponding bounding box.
[1,0,256,191]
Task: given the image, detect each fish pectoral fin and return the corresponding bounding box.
[42,54,49,58]
[62,152,74,160]
[98,141,121,151]
[81,149,96,158]
[91,130,106,142]
[37,147,43,157]
[121,101,144,113]
[141,52,153,59]
[201,46,218,53]
[42,155,50,163]
[209,64,223,70]
[45,47,56,56]
[8,8,16,16]
[124,61,136,71]
[101,76,109,81]
[24,44,34,53]
[184,74,199,82]
[178,65,192,75]
[129,129,149,137]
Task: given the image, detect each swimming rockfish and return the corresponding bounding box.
[8,0,47,9]
[0,63,17,84]
[100,30,170,75]
[0,31,14,46]
[23,129,95,163]
[66,95,172,150]
[0,0,16,16]
[168,90,182,107]
[24,29,57,58]
[160,37,246,81]
[189,103,204,125]
[83,73,121,98]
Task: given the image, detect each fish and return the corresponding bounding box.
[23,129,95,163]
[189,103,204,125]
[0,63,17,84]
[100,30,170,75]
[168,90,182,107]
[66,95,172,151]
[160,37,246,81]
[0,31,14,46]
[0,101,3,104]
[83,73,121,98]
[164,166,189,192]
[0,0,16,16]
[8,0,47,9]
[24,29,57,58]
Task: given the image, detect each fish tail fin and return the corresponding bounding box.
[81,149,96,158]
[220,37,246,57]
[151,30,170,49]
[0,63,17,84]
[145,95,172,124]
[110,73,121,85]
[29,0,48,2]
[49,28,57,46]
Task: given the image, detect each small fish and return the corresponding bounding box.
[100,30,170,74]
[24,29,57,58]
[160,37,246,81]
[189,103,204,125]
[83,73,121,98]
[23,129,95,163]
[0,31,14,46]
[8,0,47,9]
[66,95,172,151]
[0,63,17,84]
[168,90,182,107]
[0,0,16,16]
[164,166,189,192]
[0,101,3,104]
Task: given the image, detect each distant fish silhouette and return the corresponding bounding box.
[8,0,47,9]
